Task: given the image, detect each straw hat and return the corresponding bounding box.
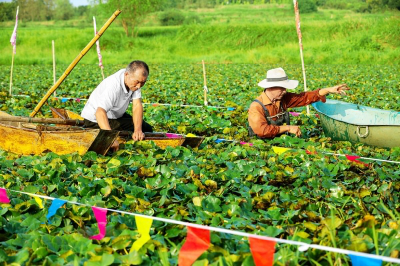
[258,67,299,90]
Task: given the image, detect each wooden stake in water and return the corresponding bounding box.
[9,53,15,96]
[202,60,208,106]
[293,0,310,115]
[52,40,56,97]
[94,16,105,80]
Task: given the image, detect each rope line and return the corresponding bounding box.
[4,189,400,264]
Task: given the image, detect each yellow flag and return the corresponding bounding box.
[272,146,290,155]
[130,216,153,252]
[34,196,44,209]
[186,133,197,137]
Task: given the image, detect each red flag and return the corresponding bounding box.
[90,207,108,240]
[0,188,10,204]
[345,155,369,166]
[249,237,276,266]
[178,226,210,266]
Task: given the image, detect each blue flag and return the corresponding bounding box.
[349,255,382,266]
[46,199,67,223]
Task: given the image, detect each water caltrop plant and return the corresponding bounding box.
[0,64,399,265]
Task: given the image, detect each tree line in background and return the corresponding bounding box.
[0,0,88,21]
[0,0,400,23]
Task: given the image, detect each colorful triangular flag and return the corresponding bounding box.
[345,155,369,166]
[272,146,290,155]
[178,226,210,266]
[90,207,108,240]
[0,188,10,204]
[249,237,276,266]
[349,254,382,266]
[240,141,253,146]
[130,216,153,252]
[34,196,44,209]
[46,199,67,223]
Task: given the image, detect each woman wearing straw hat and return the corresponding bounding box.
[248,67,349,139]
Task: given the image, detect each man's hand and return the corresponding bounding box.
[132,130,145,141]
[287,125,302,137]
[110,139,120,152]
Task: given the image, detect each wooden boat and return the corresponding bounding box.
[0,109,204,156]
[312,99,400,148]
[50,108,204,150]
[0,111,117,155]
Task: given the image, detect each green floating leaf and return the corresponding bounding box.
[118,250,142,265]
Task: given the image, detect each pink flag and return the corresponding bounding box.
[289,111,300,117]
[90,207,108,240]
[93,16,103,69]
[249,237,276,266]
[10,7,19,54]
[0,188,10,204]
[345,155,369,167]
[178,226,210,266]
[293,0,303,50]
[166,133,181,138]
[240,141,253,146]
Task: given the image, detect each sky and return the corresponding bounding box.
[70,0,89,6]
[0,0,89,6]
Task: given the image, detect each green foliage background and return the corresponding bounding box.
[0,5,399,65]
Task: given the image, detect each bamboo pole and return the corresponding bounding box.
[202,60,208,106]
[52,40,56,96]
[0,116,84,126]
[293,0,310,115]
[30,10,121,117]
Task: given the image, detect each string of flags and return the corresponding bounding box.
[0,188,399,265]
[4,93,400,165]
[212,137,400,165]
[144,102,236,111]
[167,132,399,165]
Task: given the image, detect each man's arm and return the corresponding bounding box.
[95,107,112,130]
[132,98,145,141]
[95,107,120,151]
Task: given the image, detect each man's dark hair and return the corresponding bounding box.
[126,60,149,76]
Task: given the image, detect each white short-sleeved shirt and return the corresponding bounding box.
[81,69,142,122]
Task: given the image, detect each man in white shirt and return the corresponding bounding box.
[81,60,153,151]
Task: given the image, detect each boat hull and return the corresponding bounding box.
[313,100,400,148]
[0,122,100,155]
[0,110,118,156]
[51,108,204,149]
